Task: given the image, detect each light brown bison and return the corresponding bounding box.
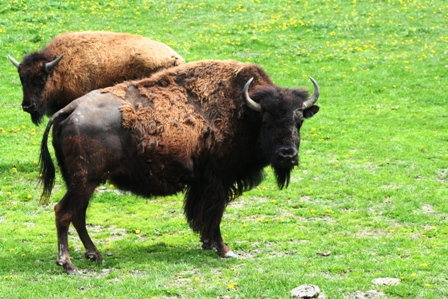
[39,60,320,274]
[8,31,185,125]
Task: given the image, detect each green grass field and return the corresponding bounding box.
[0,1,447,298]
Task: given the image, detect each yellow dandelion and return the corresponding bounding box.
[135,229,141,234]
[411,273,417,277]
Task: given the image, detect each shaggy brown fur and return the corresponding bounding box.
[9,31,185,125]
[39,60,320,274]
[103,60,275,149]
[118,80,206,170]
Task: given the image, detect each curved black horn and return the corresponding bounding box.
[302,76,320,110]
[243,78,261,112]
[7,55,21,69]
[45,54,64,73]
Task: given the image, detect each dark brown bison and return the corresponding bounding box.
[8,31,185,125]
[39,60,320,274]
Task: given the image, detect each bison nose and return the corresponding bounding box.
[22,103,36,113]
[277,146,298,166]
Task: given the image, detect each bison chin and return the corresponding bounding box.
[31,112,44,126]
[30,109,46,126]
[273,166,292,190]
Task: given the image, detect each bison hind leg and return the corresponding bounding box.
[55,181,101,274]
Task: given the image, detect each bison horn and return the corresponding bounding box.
[45,54,64,73]
[243,78,261,112]
[302,76,320,110]
[7,55,21,69]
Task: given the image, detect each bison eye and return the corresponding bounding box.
[261,114,272,128]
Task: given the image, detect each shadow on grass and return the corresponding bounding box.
[7,242,227,276]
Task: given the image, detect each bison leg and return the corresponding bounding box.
[54,185,97,274]
[54,201,80,274]
[201,227,238,258]
[71,203,103,263]
[185,179,238,258]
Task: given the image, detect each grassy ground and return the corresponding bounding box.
[0,0,447,298]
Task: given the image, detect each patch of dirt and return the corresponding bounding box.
[437,168,447,182]
[291,284,325,299]
[346,290,385,298]
[372,277,400,285]
[68,225,129,247]
[96,186,131,195]
[422,204,438,215]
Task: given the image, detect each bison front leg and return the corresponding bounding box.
[185,179,238,258]
[201,227,239,258]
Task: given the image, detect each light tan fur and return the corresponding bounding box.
[43,31,185,104]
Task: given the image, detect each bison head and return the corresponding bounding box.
[243,77,319,189]
[8,53,64,125]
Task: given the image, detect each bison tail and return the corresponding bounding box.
[39,99,82,203]
[39,118,55,203]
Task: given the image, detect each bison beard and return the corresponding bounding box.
[31,106,47,125]
[273,166,292,190]
[38,60,320,274]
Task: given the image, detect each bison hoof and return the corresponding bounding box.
[84,251,103,262]
[56,260,81,275]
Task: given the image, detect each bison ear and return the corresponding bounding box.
[304,105,319,118]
